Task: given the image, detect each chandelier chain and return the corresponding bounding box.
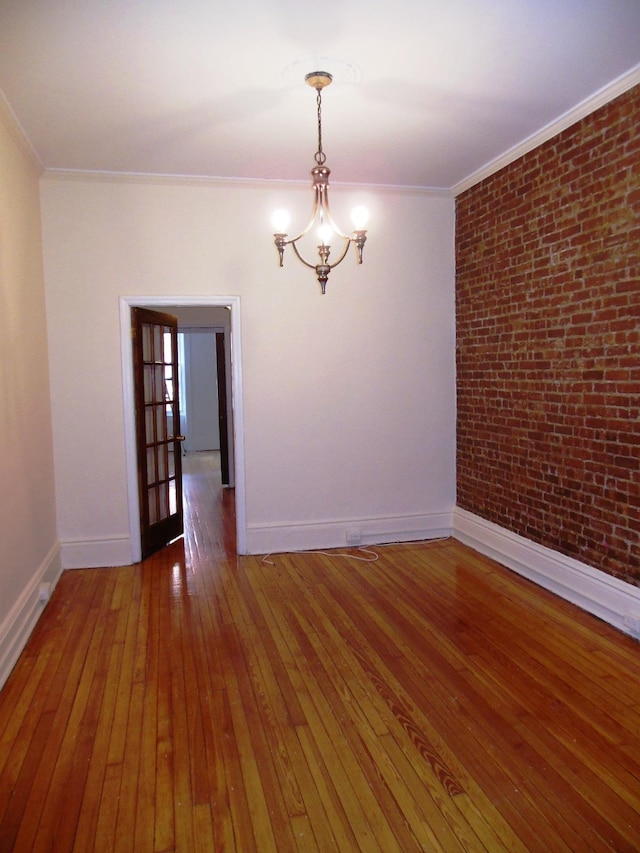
[315,88,326,166]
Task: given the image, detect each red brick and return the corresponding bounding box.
[456,83,640,586]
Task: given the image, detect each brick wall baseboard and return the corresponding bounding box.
[453,507,640,639]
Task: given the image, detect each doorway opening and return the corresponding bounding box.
[182,449,236,559]
[120,296,246,561]
[180,326,232,485]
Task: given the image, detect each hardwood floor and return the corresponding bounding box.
[1,454,640,851]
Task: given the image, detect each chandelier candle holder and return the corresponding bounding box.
[272,71,368,294]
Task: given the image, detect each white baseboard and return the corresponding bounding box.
[246,510,454,555]
[0,541,63,690]
[60,535,134,569]
[453,508,640,639]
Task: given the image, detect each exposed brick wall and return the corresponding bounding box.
[456,84,640,586]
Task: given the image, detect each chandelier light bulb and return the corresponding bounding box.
[351,205,369,230]
[272,208,290,233]
[317,223,332,245]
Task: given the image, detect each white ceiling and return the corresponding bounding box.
[1,0,640,191]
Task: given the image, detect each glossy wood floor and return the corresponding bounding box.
[1,453,640,851]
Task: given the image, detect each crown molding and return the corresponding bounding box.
[40,168,283,188]
[29,65,640,198]
[0,89,43,174]
[452,63,640,197]
[40,167,451,197]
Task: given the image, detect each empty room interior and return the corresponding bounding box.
[1,1,640,850]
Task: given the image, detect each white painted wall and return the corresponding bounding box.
[183,330,220,452]
[39,175,456,561]
[0,105,62,687]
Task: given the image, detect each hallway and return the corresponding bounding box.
[182,450,236,561]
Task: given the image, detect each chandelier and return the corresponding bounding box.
[272,71,368,294]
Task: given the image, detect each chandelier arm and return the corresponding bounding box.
[290,241,320,270]
[318,188,352,241]
[326,237,352,269]
[289,233,352,271]
[280,188,322,246]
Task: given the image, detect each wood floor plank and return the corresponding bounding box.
[270,582,407,852]
[72,639,124,850]
[282,586,466,851]
[290,554,535,853]
[0,710,56,852]
[193,802,216,853]
[294,724,363,852]
[134,564,160,853]
[153,559,176,853]
[1,451,640,851]
[316,549,598,852]
[209,681,257,851]
[465,616,640,825]
[169,608,197,853]
[217,619,282,853]
[13,573,113,852]
[0,573,93,822]
[50,603,120,852]
[231,584,326,837]
[91,763,121,852]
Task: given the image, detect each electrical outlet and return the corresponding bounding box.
[346,529,362,546]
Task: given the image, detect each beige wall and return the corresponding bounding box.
[0,103,61,685]
[40,175,456,562]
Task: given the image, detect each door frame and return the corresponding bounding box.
[120,295,247,559]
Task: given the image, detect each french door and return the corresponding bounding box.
[132,307,184,559]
